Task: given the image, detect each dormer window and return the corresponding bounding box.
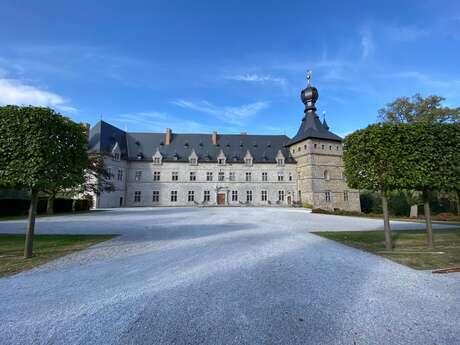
[276,150,285,167]
[152,148,163,165]
[188,149,198,165]
[111,142,121,161]
[217,150,226,165]
[244,150,253,166]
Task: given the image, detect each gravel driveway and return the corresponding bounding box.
[0,207,458,345]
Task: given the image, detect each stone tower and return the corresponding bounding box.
[286,74,361,212]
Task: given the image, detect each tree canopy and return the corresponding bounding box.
[0,105,89,257]
[378,94,460,124]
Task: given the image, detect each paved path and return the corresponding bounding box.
[0,208,458,345]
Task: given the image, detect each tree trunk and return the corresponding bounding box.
[423,190,434,248]
[381,190,392,251]
[72,199,77,213]
[456,190,460,216]
[46,194,55,215]
[24,189,39,259]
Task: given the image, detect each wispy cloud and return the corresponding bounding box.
[360,27,375,59]
[110,111,210,133]
[171,99,270,126]
[386,25,427,42]
[0,78,76,112]
[225,73,286,86]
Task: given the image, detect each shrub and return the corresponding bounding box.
[302,202,313,209]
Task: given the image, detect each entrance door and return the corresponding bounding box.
[119,197,123,207]
[217,193,225,205]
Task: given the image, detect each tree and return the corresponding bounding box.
[0,106,88,258]
[45,153,114,215]
[401,123,460,247]
[378,94,460,124]
[343,124,412,250]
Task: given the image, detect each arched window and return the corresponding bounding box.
[324,170,330,180]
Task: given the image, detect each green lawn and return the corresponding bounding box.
[0,234,115,277]
[314,229,460,270]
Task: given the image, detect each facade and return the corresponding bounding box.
[88,80,360,211]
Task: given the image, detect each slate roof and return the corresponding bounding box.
[285,111,342,146]
[88,121,296,164]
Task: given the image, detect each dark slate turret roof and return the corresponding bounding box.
[88,121,295,163]
[285,80,342,146]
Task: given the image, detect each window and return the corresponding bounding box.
[117,168,123,181]
[277,158,284,166]
[261,190,267,201]
[153,171,160,181]
[325,191,331,202]
[134,191,141,203]
[204,190,210,202]
[245,172,252,182]
[314,143,317,149]
[324,170,330,180]
[245,158,252,166]
[344,191,349,202]
[188,191,195,202]
[172,171,178,181]
[218,172,225,181]
[336,146,339,151]
[232,190,238,201]
[246,190,253,202]
[153,157,161,165]
[297,147,301,152]
[289,173,292,181]
[262,172,268,181]
[135,170,142,181]
[278,173,284,182]
[152,191,159,202]
[189,158,197,165]
[107,167,112,180]
[113,152,120,161]
[229,172,236,181]
[206,172,213,181]
[278,190,285,201]
[322,144,325,150]
[170,191,178,202]
[218,158,225,165]
[304,144,307,150]
[190,172,196,181]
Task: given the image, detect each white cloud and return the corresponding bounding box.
[226,73,286,86]
[0,79,76,112]
[360,27,375,59]
[171,99,270,126]
[111,111,211,133]
[386,25,427,42]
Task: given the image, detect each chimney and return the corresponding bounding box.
[165,128,171,145]
[211,131,217,145]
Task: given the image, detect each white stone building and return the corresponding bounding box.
[88,80,360,211]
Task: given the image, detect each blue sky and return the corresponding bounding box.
[1,0,459,137]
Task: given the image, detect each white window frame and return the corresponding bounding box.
[134,191,141,203]
[135,170,142,181]
[153,171,160,181]
[261,190,267,201]
[262,172,268,181]
[188,190,195,202]
[171,191,178,202]
[152,190,160,202]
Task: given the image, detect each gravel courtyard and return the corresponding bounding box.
[0,207,459,345]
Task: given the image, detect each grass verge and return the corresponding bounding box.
[314,229,460,270]
[0,234,115,277]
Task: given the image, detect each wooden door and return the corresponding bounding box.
[217,193,225,205]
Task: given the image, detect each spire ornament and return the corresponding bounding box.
[300,69,318,113]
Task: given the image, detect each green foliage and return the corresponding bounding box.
[0,106,88,192]
[378,93,460,124]
[302,202,313,209]
[343,122,460,193]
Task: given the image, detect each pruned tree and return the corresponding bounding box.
[401,123,460,247]
[0,106,88,258]
[45,153,114,214]
[343,124,411,250]
[378,94,460,124]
